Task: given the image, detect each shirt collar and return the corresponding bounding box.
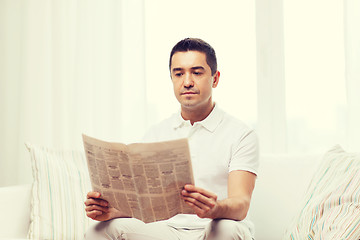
[172,103,224,132]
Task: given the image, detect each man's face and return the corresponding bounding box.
[170,51,219,111]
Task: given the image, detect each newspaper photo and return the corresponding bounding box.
[82,134,195,223]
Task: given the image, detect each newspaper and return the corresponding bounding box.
[82,134,195,223]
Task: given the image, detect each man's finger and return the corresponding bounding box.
[85,204,109,213]
[182,195,210,211]
[181,189,216,208]
[183,199,213,219]
[183,185,217,199]
[84,198,108,207]
[87,191,102,199]
[86,210,103,219]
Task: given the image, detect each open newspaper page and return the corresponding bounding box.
[82,134,194,223]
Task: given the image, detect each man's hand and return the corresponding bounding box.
[84,192,125,221]
[181,170,256,221]
[181,184,220,219]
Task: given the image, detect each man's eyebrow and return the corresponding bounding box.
[172,66,205,72]
[172,67,183,72]
[191,66,205,71]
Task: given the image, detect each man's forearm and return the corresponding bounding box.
[214,196,250,221]
[218,170,256,221]
[181,184,252,221]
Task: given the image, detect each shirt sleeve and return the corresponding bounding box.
[228,130,260,176]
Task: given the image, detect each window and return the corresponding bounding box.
[284,0,347,153]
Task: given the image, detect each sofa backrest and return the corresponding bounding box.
[248,154,321,240]
[0,183,32,238]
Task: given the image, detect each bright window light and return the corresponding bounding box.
[284,0,347,153]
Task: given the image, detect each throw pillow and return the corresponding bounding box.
[26,143,95,240]
[283,145,360,240]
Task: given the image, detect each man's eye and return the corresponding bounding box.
[175,73,183,77]
[193,72,202,75]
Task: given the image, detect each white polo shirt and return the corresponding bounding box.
[143,104,259,227]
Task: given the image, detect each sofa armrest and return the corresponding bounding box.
[0,184,32,239]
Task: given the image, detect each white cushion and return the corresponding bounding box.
[26,143,95,240]
[284,145,360,239]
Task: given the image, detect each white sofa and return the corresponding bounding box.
[0,154,321,240]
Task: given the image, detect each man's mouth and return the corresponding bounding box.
[181,91,197,95]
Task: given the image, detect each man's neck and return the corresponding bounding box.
[181,102,215,125]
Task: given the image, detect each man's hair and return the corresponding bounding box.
[169,38,217,76]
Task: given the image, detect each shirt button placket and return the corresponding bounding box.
[188,124,199,165]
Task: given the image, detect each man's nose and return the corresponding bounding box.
[183,74,194,88]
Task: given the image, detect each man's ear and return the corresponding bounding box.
[212,71,220,88]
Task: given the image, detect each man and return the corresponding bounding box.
[84,38,259,240]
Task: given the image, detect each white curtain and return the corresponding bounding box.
[256,0,358,154]
[255,0,287,153]
[0,0,147,186]
[344,0,360,152]
[1,0,360,187]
